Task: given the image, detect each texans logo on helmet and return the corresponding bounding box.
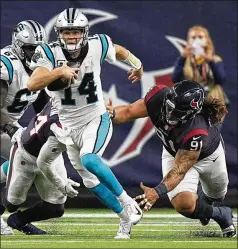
[44,9,187,167]
[190,99,199,109]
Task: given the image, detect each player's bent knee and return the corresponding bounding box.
[81,153,101,173]
[171,192,196,215]
[43,201,64,218]
[53,204,64,218]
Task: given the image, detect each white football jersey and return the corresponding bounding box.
[1,46,40,126]
[30,34,116,128]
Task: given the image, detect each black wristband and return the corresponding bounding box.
[154,183,168,198]
[111,109,116,120]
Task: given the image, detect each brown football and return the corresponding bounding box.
[47,78,70,91]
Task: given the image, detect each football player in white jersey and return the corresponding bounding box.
[28,8,143,239]
[0,20,48,235]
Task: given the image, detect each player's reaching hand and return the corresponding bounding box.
[60,178,80,198]
[106,98,116,119]
[135,182,159,211]
[128,66,143,83]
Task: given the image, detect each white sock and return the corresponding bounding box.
[117,190,133,206]
[117,209,129,221]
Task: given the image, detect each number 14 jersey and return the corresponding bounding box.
[30,34,116,129]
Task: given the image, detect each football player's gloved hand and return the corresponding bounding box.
[61,179,80,198]
[2,123,19,138]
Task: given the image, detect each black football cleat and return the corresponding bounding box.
[213,207,237,238]
[7,211,47,235]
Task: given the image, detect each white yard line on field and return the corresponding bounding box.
[2,240,236,244]
[2,213,238,219]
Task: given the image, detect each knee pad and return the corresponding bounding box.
[81,153,101,173]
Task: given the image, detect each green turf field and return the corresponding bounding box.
[1,208,237,248]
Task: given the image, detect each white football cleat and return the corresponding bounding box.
[114,219,132,239]
[123,200,143,225]
[1,216,14,235]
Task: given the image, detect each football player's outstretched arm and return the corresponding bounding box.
[106,98,148,123]
[114,44,143,83]
[136,149,200,211]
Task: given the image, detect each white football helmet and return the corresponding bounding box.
[54,8,89,53]
[12,20,47,68]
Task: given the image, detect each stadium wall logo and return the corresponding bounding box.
[44,9,187,167]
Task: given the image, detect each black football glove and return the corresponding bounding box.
[2,123,19,138]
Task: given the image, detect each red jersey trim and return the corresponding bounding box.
[183,129,208,144]
[145,85,167,103]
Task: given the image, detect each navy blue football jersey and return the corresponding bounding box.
[21,101,61,157]
[144,85,221,160]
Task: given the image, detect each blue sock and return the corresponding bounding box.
[90,183,123,213]
[0,161,9,183]
[81,153,123,197]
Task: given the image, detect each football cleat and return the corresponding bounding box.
[7,211,47,235]
[222,225,237,238]
[213,207,237,238]
[123,200,143,225]
[1,216,14,235]
[114,219,132,239]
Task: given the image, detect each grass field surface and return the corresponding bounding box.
[1,208,237,248]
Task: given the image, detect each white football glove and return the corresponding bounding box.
[60,179,80,198]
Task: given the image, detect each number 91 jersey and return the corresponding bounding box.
[1,46,40,126]
[30,34,116,128]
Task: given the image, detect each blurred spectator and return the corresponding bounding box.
[172,25,229,124]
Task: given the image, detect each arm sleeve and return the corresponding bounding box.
[31,89,50,114]
[98,34,116,64]
[30,44,55,71]
[172,56,186,83]
[36,136,66,191]
[208,61,226,85]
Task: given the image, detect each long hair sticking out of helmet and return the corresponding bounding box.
[201,97,228,125]
[54,8,89,54]
[12,20,47,68]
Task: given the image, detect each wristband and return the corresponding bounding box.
[154,183,168,197]
[122,50,142,70]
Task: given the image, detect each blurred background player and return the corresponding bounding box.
[27,8,144,239]
[3,101,80,235]
[172,25,229,126]
[107,80,236,238]
[0,20,49,235]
